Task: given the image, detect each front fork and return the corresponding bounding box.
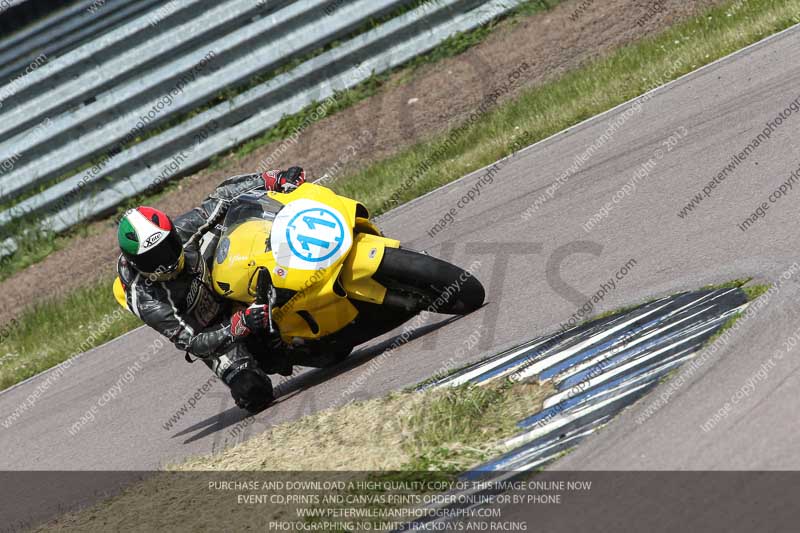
[255,268,277,335]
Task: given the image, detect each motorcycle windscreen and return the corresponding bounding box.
[211,194,283,302]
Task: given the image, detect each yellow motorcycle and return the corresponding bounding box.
[115,183,485,365]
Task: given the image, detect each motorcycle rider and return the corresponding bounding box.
[116,167,306,413]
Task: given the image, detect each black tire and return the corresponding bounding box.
[375,247,485,315]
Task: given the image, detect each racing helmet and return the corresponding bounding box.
[117,206,184,278]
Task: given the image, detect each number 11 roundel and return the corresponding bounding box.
[270,199,353,270]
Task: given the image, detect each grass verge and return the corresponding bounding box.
[4,0,800,391]
[40,381,552,532]
[0,283,140,391]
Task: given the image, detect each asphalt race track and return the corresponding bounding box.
[2,21,800,524]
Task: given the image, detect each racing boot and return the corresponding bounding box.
[209,345,274,413]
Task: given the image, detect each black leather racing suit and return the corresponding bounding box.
[117,173,283,410]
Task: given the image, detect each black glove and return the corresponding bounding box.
[276,167,306,192]
[230,303,270,339]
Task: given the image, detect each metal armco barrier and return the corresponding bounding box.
[0,0,165,84]
[0,0,526,256]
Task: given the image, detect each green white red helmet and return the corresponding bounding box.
[117,206,184,276]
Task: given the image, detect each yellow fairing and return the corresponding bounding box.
[340,233,400,304]
[113,277,129,312]
[272,264,359,338]
[210,183,402,342]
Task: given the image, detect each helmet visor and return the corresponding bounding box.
[132,229,184,276]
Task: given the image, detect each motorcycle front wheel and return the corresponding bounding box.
[374,247,485,315]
